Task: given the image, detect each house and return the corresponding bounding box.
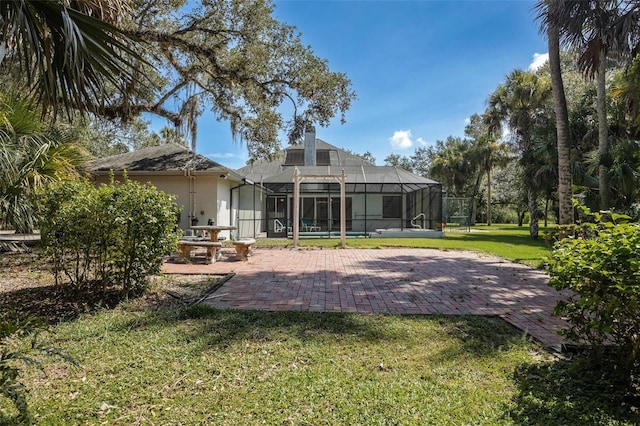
[88,143,259,240]
[236,127,443,238]
[89,128,443,240]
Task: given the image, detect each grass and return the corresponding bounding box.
[250,223,553,268]
[5,301,639,425]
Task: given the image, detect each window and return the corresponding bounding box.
[302,197,315,220]
[284,150,304,165]
[383,195,402,218]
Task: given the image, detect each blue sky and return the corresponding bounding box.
[164,0,549,169]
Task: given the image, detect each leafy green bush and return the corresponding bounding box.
[546,218,640,378]
[38,176,179,298]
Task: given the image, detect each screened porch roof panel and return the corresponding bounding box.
[262,166,440,190]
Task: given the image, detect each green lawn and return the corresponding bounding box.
[253,224,553,268]
[6,303,638,425]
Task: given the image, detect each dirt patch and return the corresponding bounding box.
[0,250,224,324]
[134,274,228,311]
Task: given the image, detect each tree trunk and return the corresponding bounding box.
[470,171,484,226]
[486,166,492,226]
[544,198,549,227]
[597,48,611,210]
[548,23,573,225]
[470,197,477,226]
[528,188,538,240]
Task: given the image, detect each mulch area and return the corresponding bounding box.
[0,250,224,325]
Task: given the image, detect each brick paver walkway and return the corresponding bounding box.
[162,247,570,351]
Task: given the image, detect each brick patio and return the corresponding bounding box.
[162,247,571,351]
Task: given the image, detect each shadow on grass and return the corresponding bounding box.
[0,413,19,426]
[119,302,533,362]
[0,283,124,325]
[448,231,549,248]
[508,357,640,425]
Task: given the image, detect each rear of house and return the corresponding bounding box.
[237,127,443,237]
[88,143,260,240]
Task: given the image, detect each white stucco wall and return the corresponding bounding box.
[93,173,235,238]
[233,184,264,238]
[353,193,405,231]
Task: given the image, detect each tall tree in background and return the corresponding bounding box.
[384,154,413,171]
[428,137,476,197]
[536,0,573,225]
[486,70,551,239]
[550,0,640,209]
[410,147,432,177]
[466,114,511,226]
[108,0,356,158]
[611,54,640,129]
[1,0,356,159]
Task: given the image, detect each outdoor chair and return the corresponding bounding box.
[301,218,320,232]
[274,218,292,233]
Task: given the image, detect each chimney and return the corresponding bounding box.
[304,123,316,166]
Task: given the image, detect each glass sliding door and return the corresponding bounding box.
[267,195,287,236]
[316,197,329,231]
[331,197,352,231]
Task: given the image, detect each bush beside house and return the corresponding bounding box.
[38,176,179,298]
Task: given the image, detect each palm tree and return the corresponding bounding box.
[544,0,640,210]
[466,113,511,226]
[0,0,141,118]
[536,0,573,225]
[0,96,88,233]
[486,70,552,239]
[476,134,511,226]
[611,53,640,129]
[428,137,475,197]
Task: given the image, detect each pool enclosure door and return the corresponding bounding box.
[266,195,352,236]
[309,197,351,231]
[290,196,351,232]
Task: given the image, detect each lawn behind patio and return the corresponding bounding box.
[255,224,552,268]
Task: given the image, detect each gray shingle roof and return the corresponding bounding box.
[89,143,231,174]
[237,138,440,188]
[237,139,373,182]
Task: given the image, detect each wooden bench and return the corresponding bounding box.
[177,240,223,264]
[232,238,256,261]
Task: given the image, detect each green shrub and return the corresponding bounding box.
[489,205,519,224]
[38,176,179,298]
[546,219,640,378]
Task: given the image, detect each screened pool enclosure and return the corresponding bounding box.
[232,165,443,238]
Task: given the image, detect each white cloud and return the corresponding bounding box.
[389,130,413,150]
[464,117,471,125]
[528,52,549,72]
[416,137,427,146]
[208,152,239,159]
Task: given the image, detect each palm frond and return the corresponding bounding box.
[0,0,145,118]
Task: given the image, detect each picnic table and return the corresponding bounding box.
[190,225,236,242]
[178,225,237,263]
